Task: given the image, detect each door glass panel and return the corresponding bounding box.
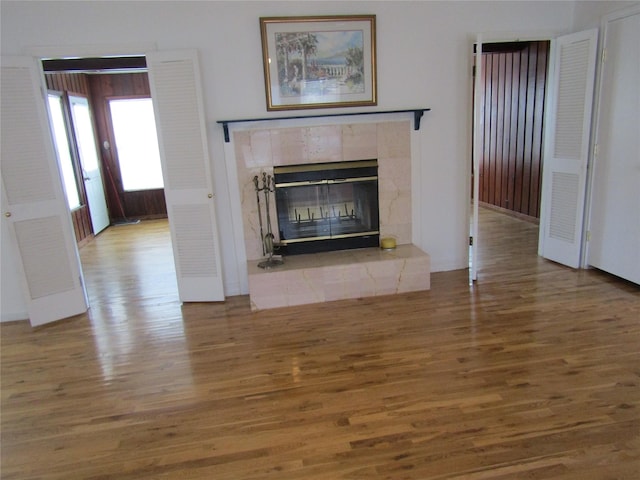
[70,99,100,171]
[69,95,110,234]
[47,94,81,209]
[327,180,379,237]
[109,98,163,191]
[276,183,331,240]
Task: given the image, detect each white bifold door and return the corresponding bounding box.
[146,49,225,302]
[1,56,88,326]
[539,29,599,268]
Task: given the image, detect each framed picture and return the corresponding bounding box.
[260,15,377,111]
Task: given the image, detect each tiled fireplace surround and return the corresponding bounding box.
[233,119,430,310]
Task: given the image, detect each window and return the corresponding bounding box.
[109,98,163,191]
[47,93,81,209]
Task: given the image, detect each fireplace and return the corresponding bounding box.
[233,120,413,263]
[273,159,380,255]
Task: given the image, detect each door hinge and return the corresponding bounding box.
[601,48,607,63]
[586,231,591,242]
[469,236,473,246]
[594,143,599,158]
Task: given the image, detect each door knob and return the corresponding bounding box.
[208,193,213,198]
[4,212,11,218]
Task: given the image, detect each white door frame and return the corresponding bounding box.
[470,34,482,282]
[469,31,555,278]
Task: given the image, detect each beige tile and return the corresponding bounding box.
[397,271,431,293]
[248,272,288,310]
[379,188,411,217]
[233,130,251,164]
[379,156,411,190]
[250,293,288,310]
[342,123,378,161]
[249,130,273,167]
[271,128,307,166]
[324,264,362,301]
[377,121,411,159]
[286,269,325,306]
[306,125,342,163]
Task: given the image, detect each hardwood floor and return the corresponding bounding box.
[2,210,639,479]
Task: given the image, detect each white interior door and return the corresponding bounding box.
[587,7,640,284]
[1,56,88,326]
[538,29,598,268]
[146,49,225,302]
[69,95,110,234]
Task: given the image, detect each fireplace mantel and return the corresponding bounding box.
[217,108,430,142]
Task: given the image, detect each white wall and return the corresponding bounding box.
[572,0,639,28]
[1,1,576,321]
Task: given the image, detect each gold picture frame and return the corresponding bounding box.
[260,15,377,111]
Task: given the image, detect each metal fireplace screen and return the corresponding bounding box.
[273,160,379,255]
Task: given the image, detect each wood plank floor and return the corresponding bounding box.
[2,209,639,479]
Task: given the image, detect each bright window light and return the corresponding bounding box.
[109,98,163,191]
[48,94,81,209]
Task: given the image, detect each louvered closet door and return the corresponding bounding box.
[539,30,598,268]
[1,56,88,326]
[146,50,224,302]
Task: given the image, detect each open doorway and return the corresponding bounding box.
[3,49,224,325]
[471,40,550,276]
[43,58,176,305]
[43,58,167,241]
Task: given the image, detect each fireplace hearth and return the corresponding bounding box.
[273,160,379,255]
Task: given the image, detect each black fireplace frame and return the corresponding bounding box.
[273,160,380,256]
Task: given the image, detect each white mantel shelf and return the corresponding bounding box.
[217,108,431,142]
[247,245,430,311]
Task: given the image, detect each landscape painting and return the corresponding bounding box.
[260,15,377,111]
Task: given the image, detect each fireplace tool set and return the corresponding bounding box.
[254,172,284,269]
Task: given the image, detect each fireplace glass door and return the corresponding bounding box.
[274,160,379,255]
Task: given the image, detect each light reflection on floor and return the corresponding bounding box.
[79,220,195,395]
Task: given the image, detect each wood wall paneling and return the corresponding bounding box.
[71,206,92,246]
[482,55,491,205]
[88,73,167,221]
[477,41,549,220]
[507,51,520,211]
[531,42,548,218]
[45,70,167,243]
